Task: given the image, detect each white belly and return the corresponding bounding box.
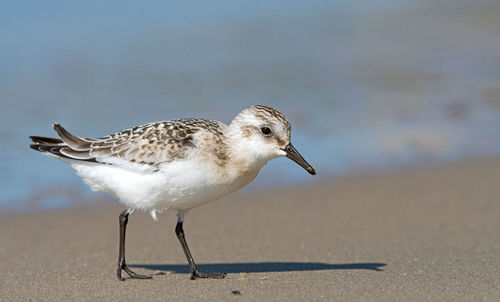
[69,158,260,216]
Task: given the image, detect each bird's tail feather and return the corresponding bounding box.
[52,123,95,151]
[29,123,97,162]
[29,136,63,145]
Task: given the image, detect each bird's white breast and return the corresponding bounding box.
[69,155,260,215]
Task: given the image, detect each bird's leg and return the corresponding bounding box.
[117,209,152,281]
[175,216,226,280]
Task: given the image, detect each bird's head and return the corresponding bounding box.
[229,105,316,175]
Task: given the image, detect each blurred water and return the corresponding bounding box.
[1,0,500,211]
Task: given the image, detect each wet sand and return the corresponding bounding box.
[1,158,499,301]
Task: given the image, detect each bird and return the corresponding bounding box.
[29,105,316,280]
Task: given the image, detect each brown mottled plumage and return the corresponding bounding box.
[30,119,228,168]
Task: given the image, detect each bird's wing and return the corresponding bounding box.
[30,119,225,171]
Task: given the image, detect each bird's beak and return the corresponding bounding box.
[283,144,316,175]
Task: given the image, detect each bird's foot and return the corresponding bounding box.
[190,270,226,280]
[117,259,153,281]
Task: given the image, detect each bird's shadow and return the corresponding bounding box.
[131,262,386,274]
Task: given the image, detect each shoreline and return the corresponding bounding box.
[1,157,499,300]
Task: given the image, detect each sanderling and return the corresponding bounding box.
[29,105,316,280]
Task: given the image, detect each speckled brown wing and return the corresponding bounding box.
[31,119,225,169]
[90,119,227,166]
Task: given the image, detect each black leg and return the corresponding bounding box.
[175,218,226,280]
[117,209,152,281]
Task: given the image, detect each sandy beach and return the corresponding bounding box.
[1,157,499,301]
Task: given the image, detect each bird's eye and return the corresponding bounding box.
[260,127,272,136]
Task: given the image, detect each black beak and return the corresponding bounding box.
[283,144,316,175]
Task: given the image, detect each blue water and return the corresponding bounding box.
[2,0,500,211]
